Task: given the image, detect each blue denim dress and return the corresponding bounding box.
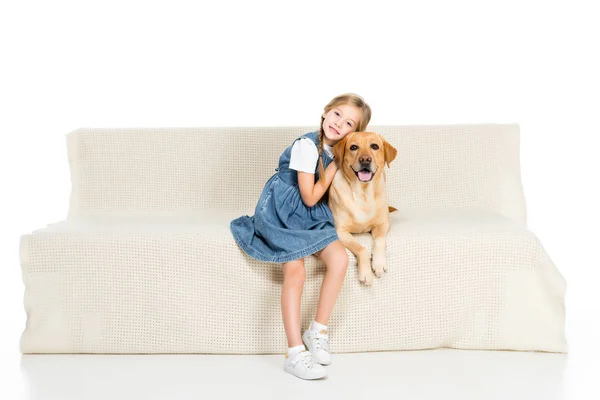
[230,131,339,263]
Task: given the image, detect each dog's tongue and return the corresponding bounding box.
[358,170,373,182]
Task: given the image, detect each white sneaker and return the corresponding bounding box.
[302,329,332,365]
[284,350,327,380]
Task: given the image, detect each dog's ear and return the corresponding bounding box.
[332,135,348,164]
[381,135,398,168]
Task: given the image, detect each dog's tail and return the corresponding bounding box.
[388,206,398,213]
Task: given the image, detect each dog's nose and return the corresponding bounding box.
[359,155,372,165]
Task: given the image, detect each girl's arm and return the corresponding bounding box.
[297,161,339,207]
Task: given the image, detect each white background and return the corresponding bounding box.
[1,0,598,398]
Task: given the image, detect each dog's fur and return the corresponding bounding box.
[328,131,398,285]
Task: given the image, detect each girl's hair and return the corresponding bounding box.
[316,93,372,180]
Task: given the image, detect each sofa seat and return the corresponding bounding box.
[20,208,566,354]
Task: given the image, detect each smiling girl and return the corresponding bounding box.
[230,93,372,380]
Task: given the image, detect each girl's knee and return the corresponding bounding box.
[283,259,306,284]
[327,246,348,274]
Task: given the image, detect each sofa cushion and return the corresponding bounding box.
[33,209,522,235]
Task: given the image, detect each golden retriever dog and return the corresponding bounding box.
[328,131,398,285]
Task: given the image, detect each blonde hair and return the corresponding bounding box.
[317,93,372,179]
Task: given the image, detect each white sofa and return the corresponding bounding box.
[19,124,568,354]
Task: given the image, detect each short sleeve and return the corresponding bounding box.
[289,138,319,174]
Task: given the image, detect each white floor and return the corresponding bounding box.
[2,325,598,400]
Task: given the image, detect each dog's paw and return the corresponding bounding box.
[373,265,386,278]
[372,253,387,278]
[358,267,374,286]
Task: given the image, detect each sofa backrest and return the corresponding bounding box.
[66,124,527,224]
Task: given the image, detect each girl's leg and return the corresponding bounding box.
[314,240,349,325]
[281,258,306,347]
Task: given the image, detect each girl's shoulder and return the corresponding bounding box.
[295,130,319,145]
[287,131,320,159]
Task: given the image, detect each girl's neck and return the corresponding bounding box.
[323,137,335,146]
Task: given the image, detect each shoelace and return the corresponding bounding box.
[292,351,315,369]
[309,333,330,352]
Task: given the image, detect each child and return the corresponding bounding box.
[230,93,372,380]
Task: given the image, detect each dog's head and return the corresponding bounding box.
[332,131,397,183]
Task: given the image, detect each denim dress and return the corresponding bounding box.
[230,131,339,263]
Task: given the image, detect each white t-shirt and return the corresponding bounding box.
[288,138,334,174]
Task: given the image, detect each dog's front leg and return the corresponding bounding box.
[371,222,390,278]
[336,229,374,286]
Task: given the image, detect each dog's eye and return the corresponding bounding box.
[350,145,358,151]
[371,144,380,150]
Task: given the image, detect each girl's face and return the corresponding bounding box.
[322,104,362,145]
